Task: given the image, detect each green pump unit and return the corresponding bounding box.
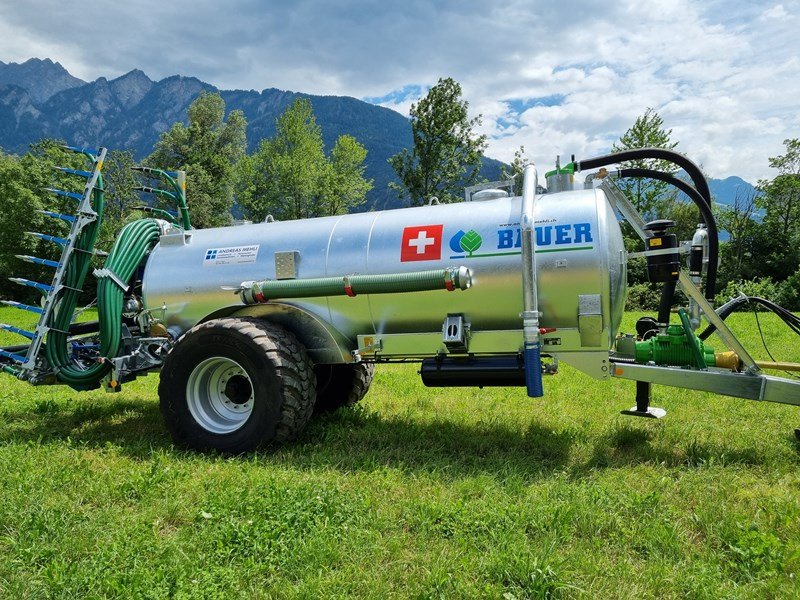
[615,309,715,370]
[633,325,715,368]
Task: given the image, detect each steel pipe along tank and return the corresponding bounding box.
[142,188,626,373]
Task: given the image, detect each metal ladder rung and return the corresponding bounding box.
[0,349,27,364]
[0,324,35,340]
[44,188,84,201]
[26,232,68,246]
[63,145,102,157]
[39,210,76,224]
[1,300,43,315]
[9,278,52,294]
[15,255,60,268]
[54,166,93,178]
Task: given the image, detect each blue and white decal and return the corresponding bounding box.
[448,222,595,259]
[497,222,594,250]
[204,244,260,266]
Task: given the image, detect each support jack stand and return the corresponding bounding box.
[622,406,666,419]
[621,381,666,419]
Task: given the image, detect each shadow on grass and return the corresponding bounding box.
[583,421,791,470]
[0,397,795,477]
[287,406,577,479]
[0,396,577,476]
[284,407,797,478]
[0,397,170,459]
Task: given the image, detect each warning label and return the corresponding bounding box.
[204,244,260,266]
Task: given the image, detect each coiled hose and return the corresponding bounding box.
[45,202,161,390]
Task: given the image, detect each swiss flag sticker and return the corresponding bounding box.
[401,224,444,262]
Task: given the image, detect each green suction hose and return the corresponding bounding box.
[241,267,472,304]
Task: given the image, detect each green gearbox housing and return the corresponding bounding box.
[634,324,715,367]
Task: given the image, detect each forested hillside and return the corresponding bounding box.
[0,59,506,211]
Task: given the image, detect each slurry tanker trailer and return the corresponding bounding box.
[1,145,799,453]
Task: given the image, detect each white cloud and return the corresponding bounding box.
[446,0,800,183]
[760,4,789,20]
[0,0,797,182]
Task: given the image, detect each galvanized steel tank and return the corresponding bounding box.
[142,188,626,365]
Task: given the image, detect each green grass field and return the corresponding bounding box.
[0,308,798,598]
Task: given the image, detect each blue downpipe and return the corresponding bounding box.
[524,341,544,397]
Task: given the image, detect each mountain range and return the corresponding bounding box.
[0,58,756,211]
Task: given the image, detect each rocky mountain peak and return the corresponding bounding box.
[0,57,85,104]
[109,69,154,109]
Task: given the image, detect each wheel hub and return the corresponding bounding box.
[186,357,255,434]
[224,374,252,405]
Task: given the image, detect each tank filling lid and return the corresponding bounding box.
[472,189,509,201]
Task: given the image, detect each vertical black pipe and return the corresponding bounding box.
[658,281,677,325]
[636,381,651,413]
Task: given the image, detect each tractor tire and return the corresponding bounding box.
[313,362,374,413]
[158,318,316,454]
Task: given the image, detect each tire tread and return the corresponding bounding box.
[158,317,316,451]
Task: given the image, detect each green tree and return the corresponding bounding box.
[0,149,43,299]
[754,138,800,281]
[240,98,326,221]
[759,138,800,239]
[0,140,89,300]
[389,77,487,205]
[500,146,530,196]
[716,188,760,285]
[323,134,373,216]
[661,197,708,247]
[97,149,140,251]
[24,139,85,215]
[612,108,679,215]
[148,92,247,228]
[240,98,371,221]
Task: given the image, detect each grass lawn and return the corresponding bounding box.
[0,308,798,598]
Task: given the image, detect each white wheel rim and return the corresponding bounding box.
[186,357,255,434]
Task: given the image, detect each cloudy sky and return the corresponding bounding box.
[0,0,797,182]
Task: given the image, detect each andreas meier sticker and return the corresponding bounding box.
[204,244,260,266]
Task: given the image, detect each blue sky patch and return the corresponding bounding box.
[505,95,566,114]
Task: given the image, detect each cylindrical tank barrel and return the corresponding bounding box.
[142,189,626,358]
